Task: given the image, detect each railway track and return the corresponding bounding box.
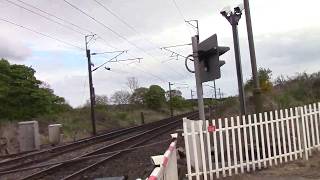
[0,111,197,179]
[0,111,194,172]
[18,112,197,180]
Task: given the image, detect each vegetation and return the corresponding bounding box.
[3,57,319,143]
[0,59,71,120]
[144,85,166,109]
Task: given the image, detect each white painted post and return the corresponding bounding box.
[183,120,192,180]
[248,115,255,171]
[205,120,213,180]
[231,117,238,175]
[296,107,303,158]
[218,118,226,177]
[275,110,282,164]
[212,120,219,179]
[270,111,277,165]
[264,112,272,167]
[285,109,292,161]
[254,114,261,169]
[225,118,232,176]
[309,104,315,151]
[191,122,200,180]
[259,113,267,168]
[243,115,250,172]
[237,116,244,173]
[198,121,208,180]
[290,108,298,160]
[280,110,288,162]
[304,106,311,156]
[314,103,320,150]
[300,106,308,160]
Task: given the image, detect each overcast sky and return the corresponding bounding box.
[1,0,320,107]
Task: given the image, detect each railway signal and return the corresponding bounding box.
[198,34,230,83]
[190,33,230,121]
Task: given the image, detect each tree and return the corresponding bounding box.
[126,77,139,93]
[245,68,273,93]
[165,90,182,101]
[0,59,71,120]
[95,95,109,106]
[145,85,166,109]
[129,87,148,105]
[111,90,130,105]
[170,96,187,109]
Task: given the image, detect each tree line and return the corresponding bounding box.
[0,59,71,120]
[92,77,192,110]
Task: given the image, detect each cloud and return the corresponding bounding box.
[1,0,320,106]
[256,28,320,64]
[0,36,31,61]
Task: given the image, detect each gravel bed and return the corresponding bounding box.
[0,130,144,180]
[76,127,183,180]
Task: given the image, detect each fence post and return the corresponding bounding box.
[141,112,145,125]
[299,107,308,160]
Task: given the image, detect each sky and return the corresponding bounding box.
[0,0,320,107]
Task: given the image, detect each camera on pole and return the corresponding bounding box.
[198,34,229,83]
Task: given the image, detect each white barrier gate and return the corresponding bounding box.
[183,102,320,179]
[147,139,179,180]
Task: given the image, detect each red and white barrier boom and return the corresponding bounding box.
[148,134,179,180]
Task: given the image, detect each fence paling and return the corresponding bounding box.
[253,114,261,169]
[231,117,238,175]
[183,121,192,180]
[205,121,213,180]
[198,121,207,180]
[314,103,320,150]
[191,122,200,180]
[218,118,226,177]
[184,102,320,179]
[248,115,255,171]
[212,120,219,179]
[259,113,267,168]
[304,106,312,156]
[309,105,316,151]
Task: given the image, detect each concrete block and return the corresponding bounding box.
[48,124,62,145]
[18,121,40,152]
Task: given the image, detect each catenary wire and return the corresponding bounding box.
[0,17,83,50]
[4,0,85,36]
[63,0,186,80]
[93,0,193,79]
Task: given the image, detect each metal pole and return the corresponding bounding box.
[218,88,221,99]
[243,0,262,113]
[85,36,97,136]
[168,82,173,117]
[232,23,247,115]
[191,36,205,121]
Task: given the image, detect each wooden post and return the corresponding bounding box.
[140,112,145,125]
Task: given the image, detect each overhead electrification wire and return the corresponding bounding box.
[4,0,85,35]
[7,0,118,51]
[171,0,193,36]
[16,0,93,34]
[0,17,83,50]
[64,0,186,80]
[93,0,191,79]
[171,0,187,21]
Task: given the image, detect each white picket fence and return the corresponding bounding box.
[183,102,320,180]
